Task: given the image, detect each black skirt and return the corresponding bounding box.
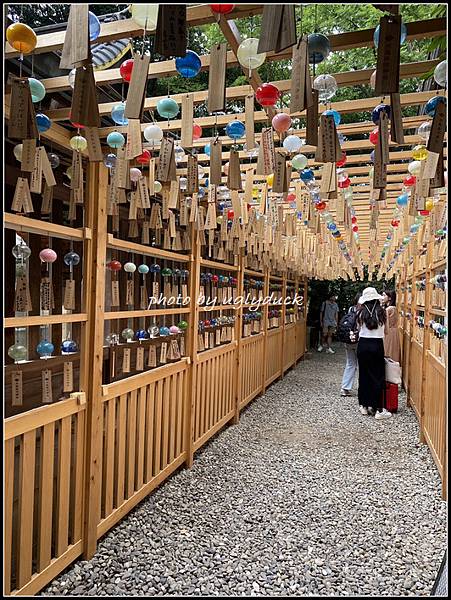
[356,337,385,409]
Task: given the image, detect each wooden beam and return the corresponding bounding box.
[45,60,440,121]
[4,4,263,59]
[96,90,447,137]
[24,19,445,94]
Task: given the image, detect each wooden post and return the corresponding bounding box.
[82,163,108,559]
[407,250,419,409]
[261,267,270,394]
[184,222,199,469]
[233,253,244,424]
[280,272,287,377]
[418,239,434,444]
[303,277,308,357]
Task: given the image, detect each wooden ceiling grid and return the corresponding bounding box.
[4,6,447,261]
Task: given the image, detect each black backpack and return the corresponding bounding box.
[337,307,359,344]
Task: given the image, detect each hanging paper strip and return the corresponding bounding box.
[154,4,187,58]
[207,43,227,114]
[374,15,401,95]
[124,53,151,120]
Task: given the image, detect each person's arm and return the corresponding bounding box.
[320,302,324,328]
[335,304,339,326]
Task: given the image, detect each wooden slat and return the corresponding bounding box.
[161,376,170,470]
[56,416,71,557]
[145,382,155,482]
[115,394,127,508]
[136,386,147,490]
[153,379,163,474]
[103,400,115,518]
[72,410,85,543]
[37,422,55,571]
[126,390,137,498]
[17,431,36,588]
[4,438,15,595]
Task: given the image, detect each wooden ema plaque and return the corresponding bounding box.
[261,128,275,175]
[181,94,194,148]
[273,151,286,193]
[209,138,222,185]
[124,53,151,120]
[306,89,319,146]
[156,137,175,183]
[71,64,100,127]
[84,127,103,162]
[8,77,38,140]
[430,151,445,189]
[208,43,227,114]
[315,115,341,164]
[290,36,313,114]
[427,99,446,155]
[21,139,36,172]
[245,94,256,149]
[59,4,90,69]
[42,369,53,404]
[227,149,242,191]
[389,93,404,144]
[11,177,33,214]
[375,15,401,95]
[187,155,199,193]
[125,119,143,160]
[258,5,296,54]
[154,4,187,58]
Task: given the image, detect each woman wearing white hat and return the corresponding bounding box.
[350,287,392,420]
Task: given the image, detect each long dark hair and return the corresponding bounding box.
[357,300,386,330]
[384,289,397,307]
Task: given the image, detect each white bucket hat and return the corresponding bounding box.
[358,287,384,305]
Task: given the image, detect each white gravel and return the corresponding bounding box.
[41,349,447,597]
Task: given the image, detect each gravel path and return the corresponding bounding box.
[42,349,447,597]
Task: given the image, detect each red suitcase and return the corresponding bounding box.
[383,382,398,413]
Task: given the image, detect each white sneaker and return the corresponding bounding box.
[359,406,369,415]
[375,408,393,420]
[326,348,335,354]
[317,345,323,352]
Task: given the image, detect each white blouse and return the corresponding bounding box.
[358,322,385,339]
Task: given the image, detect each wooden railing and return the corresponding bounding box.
[4,398,86,596]
[193,343,237,452]
[239,333,264,410]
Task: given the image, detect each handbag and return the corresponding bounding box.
[385,357,401,385]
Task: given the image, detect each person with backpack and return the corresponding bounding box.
[350,287,392,420]
[339,292,361,397]
[318,293,339,354]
